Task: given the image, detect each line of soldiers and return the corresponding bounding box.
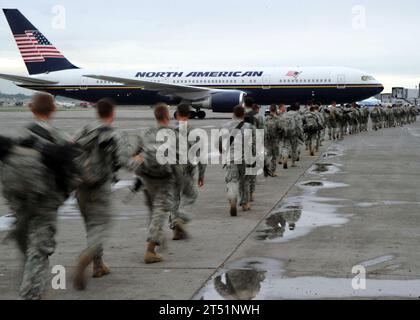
[370,104,417,131]
[0,93,418,300]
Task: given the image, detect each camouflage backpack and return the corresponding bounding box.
[1,138,49,198]
[75,126,117,186]
[334,108,344,122]
[279,112,297,138]
[304,113,320,132]
[136,127,174,179]
[371,108,380,119]
[265,115,282,141]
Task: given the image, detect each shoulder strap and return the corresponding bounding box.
[229,121,246,146]
[27,123,56,143]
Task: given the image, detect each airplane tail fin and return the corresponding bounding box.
[2,9,79,75]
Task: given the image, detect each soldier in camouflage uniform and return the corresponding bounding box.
[302,107,320,156]
[387,105,395,128]
[220,105,256,216]
[326,102,338,140]
[281,103,304,168]
[1,93,73,300]
[370,106,381,131]
[313,105,325,152]
[335,105,345,139]
[170,104,206,240]
[264,105,283,176]
[244,99,263,202]
[135,104,178,264]
[73,99,142,290]
[410,105,417,123]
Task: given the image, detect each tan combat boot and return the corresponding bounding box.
[144,251,163,264]
[92,258,111,278]
[230,200,237,217]
[73,251,93,291]
[172,219,189,241]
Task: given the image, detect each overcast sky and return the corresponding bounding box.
[0,0,419,94]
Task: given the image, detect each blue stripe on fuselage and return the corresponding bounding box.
[18,84,383,112]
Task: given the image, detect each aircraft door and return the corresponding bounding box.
[80,76,88,90]
[262,76,271,89]
[337,74,346,89]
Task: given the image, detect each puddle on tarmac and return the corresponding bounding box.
[356,201,420,208]
[360,255,396,269]
[310,163,342,175]
[255,180,350,243]
[302,181,324,187]
[406,128,420,139]
[0,214,15,232]
[196,258,420,300]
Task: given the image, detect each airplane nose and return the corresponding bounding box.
[375,83,384,95]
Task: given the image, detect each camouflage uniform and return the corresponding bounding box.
[370,107,381,131]
[264,113,283,174]
[281,110,304,166]
[171,122,206,226]
[326,106,338,140]
[135,125,177,246]
[245,109,263,198]
[314,111,325,151]
[303,111,320,155]
[74,121,135,266]
[386,107,395,128]
[220,118,255,207]
[2,120,70,300]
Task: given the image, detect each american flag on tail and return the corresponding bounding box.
[286,71,302,78]
[13,30,64,63]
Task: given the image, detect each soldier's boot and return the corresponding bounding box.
[250,192,255,202]
[73,250,94,291]
[92,257,111,278]
[283,156,288,169]
[172,219,189,241]
[242,203,251,211]
[310,146,315,157]
[291,160,297,168]
[229,199,237,217]
[289,223,296,231]
[144,251,163,264]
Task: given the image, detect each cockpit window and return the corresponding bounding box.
[362,75,375,81]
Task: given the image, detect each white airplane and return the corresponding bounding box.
[1,9,384,119]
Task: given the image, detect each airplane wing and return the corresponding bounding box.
[83,74,212,100]
[0,73,58,85]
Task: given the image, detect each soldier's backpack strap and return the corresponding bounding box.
[229,121,246,146]
[27,123,56,144]
[0,135,14,161]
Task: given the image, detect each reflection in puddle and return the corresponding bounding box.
[197,258,420,300]
[255,181,350,243]
[310,163,342,175]
[302,181,323,187]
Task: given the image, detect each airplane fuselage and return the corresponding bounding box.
[17,66,384,112]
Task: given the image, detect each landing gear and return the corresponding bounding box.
[189,111,197,119]
[174,104,207,119]
[197,110,206,119]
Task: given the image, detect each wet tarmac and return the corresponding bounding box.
[197,257,420,300]
[1,109,419,300]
